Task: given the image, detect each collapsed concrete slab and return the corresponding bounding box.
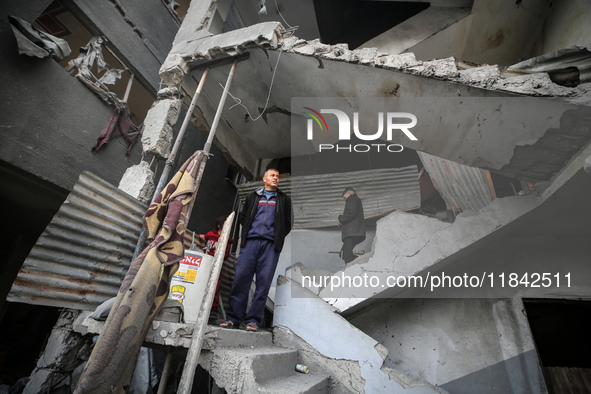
[274,276,448,394]
[157,18,591,179]
[288,194,540,312]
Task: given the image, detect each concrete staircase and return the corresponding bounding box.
[199,327,331,393]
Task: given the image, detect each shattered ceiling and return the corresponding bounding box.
[159,19,591,183]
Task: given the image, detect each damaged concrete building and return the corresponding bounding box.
[2,0,591,393]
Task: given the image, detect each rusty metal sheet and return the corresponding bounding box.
[236,166,420,228]
[418,152,494,213]
[7,171,147,310]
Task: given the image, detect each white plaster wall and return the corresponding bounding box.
[350,298,547,394]
[408,0,553,65]
[541,0,591,53]
[270,228,375,302]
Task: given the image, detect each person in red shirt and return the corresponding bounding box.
[199,216,233,320]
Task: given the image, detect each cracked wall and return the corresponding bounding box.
[350,298,547,394]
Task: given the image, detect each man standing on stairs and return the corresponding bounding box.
[338,187,366,264]
[221,169,293,331]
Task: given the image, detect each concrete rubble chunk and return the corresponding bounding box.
[459,65,501,88]
[141,98,182,159]
[584,155,591,174]
[118,160,155,204]
[408,57,460,79]
[376,53,421,69]
[160,22,284,83]
[493,72,576,97]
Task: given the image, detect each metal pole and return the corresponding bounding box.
[177,212,235,394]
[152,67,210,203]
[176,59,240,393]
[156,352,173,394]
[202,59,238,156]
[131,68,209,261]
[123,72,134,102]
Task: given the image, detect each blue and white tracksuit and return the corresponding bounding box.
[226,191,281,326]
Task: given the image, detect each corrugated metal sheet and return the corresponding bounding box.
[508,45,591,86]
[236,167,420,228]
[7,171,147,310]
[418,152,494,213]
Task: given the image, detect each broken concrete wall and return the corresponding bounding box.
[350,298,547,394]
[274,276,447,394]
[0,36,141,191]
[0,1,179,190]
[67,0,180,92]
[287,195,539,312]
[23,309,92,394]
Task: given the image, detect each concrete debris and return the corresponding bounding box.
[290,38,332,56]
[275,276,447,393]
[375,52,421,69]
[199,327,331,394]
[157,86,181,100]
[382,366,449,392]
[274,326,361,394]
[118,161,155,204]
[492,72,576,97]
[311,195,541,312]
[585,155,591,175]
[23,310,91,394]
[160,19,589,98]
[141,98,182,159]
[160,22,285,83]
[458,65,501,89]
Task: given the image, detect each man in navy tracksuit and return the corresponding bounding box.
[221,169,293,331]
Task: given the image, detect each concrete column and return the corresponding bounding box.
[141,97,183,159]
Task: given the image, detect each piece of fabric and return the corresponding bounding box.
[66,37,127,110]
[9,15,71,60]
[74,151,204,394]
[92,107,140,154]
[239,187,293,252]
[226,239,280,326]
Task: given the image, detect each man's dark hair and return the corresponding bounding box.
[215,216,226,230]
[342,187,356,197]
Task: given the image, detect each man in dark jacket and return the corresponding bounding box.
[338,187,366,264]
[221,169,293,331]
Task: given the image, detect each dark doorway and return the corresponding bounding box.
[524,299,591,394]
[314,0,429,49]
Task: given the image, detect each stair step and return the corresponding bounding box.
[257,371,331,394]
[208,325,274,348]
[251,347,299,381]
